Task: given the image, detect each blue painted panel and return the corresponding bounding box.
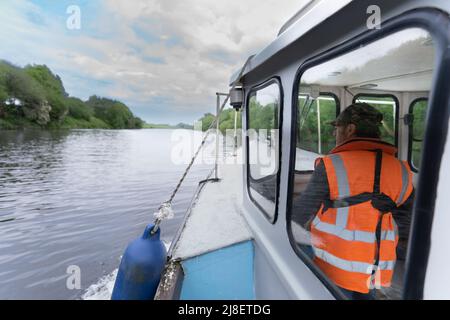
[180,241,254,300]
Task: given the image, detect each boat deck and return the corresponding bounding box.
[171,152,252,260]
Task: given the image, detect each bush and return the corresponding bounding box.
[66,97,93,121]
[2,62,46,107]
[0,61,144,129]
[86,96,142,129]
[47,92,68,121]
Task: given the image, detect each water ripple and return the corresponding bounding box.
[0,129,215,299]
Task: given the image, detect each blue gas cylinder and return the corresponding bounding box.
[111,224,167,300]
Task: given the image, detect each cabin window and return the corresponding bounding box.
[354,95,398,146]
[246,81,281,222]
[409,98,428,171]
[296,94,339,171]
[289,27,436,300]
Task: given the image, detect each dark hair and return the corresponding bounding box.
[355,122,381,139]
[338,102,383,139]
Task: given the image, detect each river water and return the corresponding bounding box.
[0,129,217,299]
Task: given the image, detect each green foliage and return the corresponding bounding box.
[298,95,401,155]
[47,92,68,121]
[54,115,110,129]
[0,86,7,117]
[298,96,337,154]
[199,113,215,131]
[197,109,242,133]
[0,83,7,103]
[86,96,142,129]
[248,99,276,132]
[143,122,193,129]
[175,123,194,129]
[0,61,46,107]
[25,64,67,97]
[0,60,144,129]
[128,116,144,129]
[25,65,70,121]
[66,97,94,121]
[411,100,428,169]
[355,96,396,145]
[0,115,40,129]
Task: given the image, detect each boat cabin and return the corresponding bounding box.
[158,0,450,300]
[232,0,450,300]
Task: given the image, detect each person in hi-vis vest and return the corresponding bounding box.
[292,103,414,300]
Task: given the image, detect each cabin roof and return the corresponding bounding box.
[229,0,353,85]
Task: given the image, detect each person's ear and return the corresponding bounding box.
[346,123,357,137]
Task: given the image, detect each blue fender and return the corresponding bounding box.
[111,224,167,300]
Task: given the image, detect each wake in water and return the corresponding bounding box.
[82,241,171,300]
[81,269,118,300]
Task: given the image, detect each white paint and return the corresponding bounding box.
[172,150,253,260]
[424,120,450,299]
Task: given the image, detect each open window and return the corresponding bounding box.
[288,26,437,300]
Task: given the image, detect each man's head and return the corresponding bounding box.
[332,102,383,145]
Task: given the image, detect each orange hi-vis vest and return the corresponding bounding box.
[310,138,414,294]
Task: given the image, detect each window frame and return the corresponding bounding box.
[295,92,340,174]
[245,77,283,224]
[352,93,400,148]
[408,97,429,173]
[286,9,450,300]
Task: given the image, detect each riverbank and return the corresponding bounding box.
[0,117,194,130]
[0,61,144,130]
[144,123,194,129]
[0,115,111,130]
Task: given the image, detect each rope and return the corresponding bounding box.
[151,55,254,234]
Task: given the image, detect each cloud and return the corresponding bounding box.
[0,0,307,124]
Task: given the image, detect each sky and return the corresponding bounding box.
[0,0,307,124]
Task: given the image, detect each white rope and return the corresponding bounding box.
[153,202,174,220]
[151,55,254,234]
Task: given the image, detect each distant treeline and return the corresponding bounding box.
[0,60,144,130]
[144,123,193,129]
[198,108,242,133]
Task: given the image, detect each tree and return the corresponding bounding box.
[195,113,213,131]
[2,61,46,107]
[66,97,94,121]
[86,96,141,129]
[25,64,67,97]
[25,64,69,121]
[0,60,144,129]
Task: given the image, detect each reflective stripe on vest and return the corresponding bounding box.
[312,246,396,274]
[313,215,376,243]
[313,154,398,243]
[313,215,397,243]
[309,141,413,293]
[329,155,351,229]
[397,161,409,205]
